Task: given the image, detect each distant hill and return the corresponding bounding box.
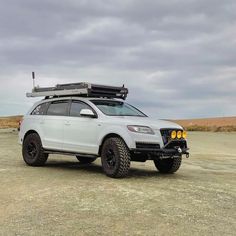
[0,116,23,129]
[173,116,236,132]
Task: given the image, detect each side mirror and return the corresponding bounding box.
[80,109,96,118]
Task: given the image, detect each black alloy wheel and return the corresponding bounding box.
[22,133,48,166]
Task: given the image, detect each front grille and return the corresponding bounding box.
[160,128,181,145]
[160,129,187,149]
[160,129,171,145]
[136,142,160,149]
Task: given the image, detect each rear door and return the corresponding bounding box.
[42,100,69,150]
[23,102,50,145]
[63,100,101,154]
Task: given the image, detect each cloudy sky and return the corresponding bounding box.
[0,0,235,119]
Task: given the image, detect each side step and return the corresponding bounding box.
[43,148,98,158]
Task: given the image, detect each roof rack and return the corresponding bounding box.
[26,82,128,100]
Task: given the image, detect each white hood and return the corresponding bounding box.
[108,116,182,130]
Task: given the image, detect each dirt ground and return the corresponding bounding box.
[0,130,235,236]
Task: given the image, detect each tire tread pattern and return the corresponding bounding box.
[102,137,131,178]
[154,156,182,174]
[113,137,130,178]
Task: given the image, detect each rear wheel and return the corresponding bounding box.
[101,137,130,178]
[76,155,96,164]
[22,133,48,166]
[154,156,182,173]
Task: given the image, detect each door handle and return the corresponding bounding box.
[40,121,44,124]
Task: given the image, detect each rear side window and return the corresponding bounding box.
[47,101,69,116]
[70,101,93,117]
[31,102,49,115]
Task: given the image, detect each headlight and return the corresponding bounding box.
[177,130,182,139]
[182,130,187,139]
[127,125,155,135]
[171,130,177,139]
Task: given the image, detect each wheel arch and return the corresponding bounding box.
[98,133,129,156]
[23,130,39,143]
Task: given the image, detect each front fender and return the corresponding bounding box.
[98,125,135,149]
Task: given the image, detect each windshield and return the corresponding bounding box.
[91,100,147,117]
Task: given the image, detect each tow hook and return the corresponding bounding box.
[177,147,182,153]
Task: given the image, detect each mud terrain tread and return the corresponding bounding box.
[101,137,130,178]
[154,156,182,174]
[114,137,130,178]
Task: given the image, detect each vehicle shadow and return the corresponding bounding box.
[44,161,103,175]
[43,160,178,179]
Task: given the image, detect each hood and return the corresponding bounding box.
[107,116,183,130]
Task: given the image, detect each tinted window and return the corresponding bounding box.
[47,101,69,116]
[31,102,49,115]
[70,101,92,117]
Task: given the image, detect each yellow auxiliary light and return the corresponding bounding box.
[171,130,177,139]
[182,130,187,139]
[177,130,182,139]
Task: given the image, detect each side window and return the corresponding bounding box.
[70,101,93,117]
[47,101,69,116]
[31,103,49,115]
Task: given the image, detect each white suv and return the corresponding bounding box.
[19,85,189,178]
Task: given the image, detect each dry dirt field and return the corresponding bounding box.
[0,129,235,236]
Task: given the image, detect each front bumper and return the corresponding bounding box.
[131,146,189,156]
[131,139,190,160]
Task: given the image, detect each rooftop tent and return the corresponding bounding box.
[26,82,128,100]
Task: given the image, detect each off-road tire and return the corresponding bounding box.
[76,155,96,164]
[154,156,182,174]
[22,133,48,166]
[101,137,130,178]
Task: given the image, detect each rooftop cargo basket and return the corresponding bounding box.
[26,82,128,100]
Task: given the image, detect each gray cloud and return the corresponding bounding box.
[0,0,235,118]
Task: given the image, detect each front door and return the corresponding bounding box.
[63,100,100,154]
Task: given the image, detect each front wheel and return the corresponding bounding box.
[101,137,130,178]
[154,156,182,174]
[22,133,48,166]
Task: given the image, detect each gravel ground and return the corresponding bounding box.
[0,129,235,236]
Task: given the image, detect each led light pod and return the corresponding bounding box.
[177,130,182,139]
[182,130,187,139]
[171,130,177,139]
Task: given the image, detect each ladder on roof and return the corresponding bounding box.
[26,82,128,100]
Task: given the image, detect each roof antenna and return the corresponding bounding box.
[32,72,35,90]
